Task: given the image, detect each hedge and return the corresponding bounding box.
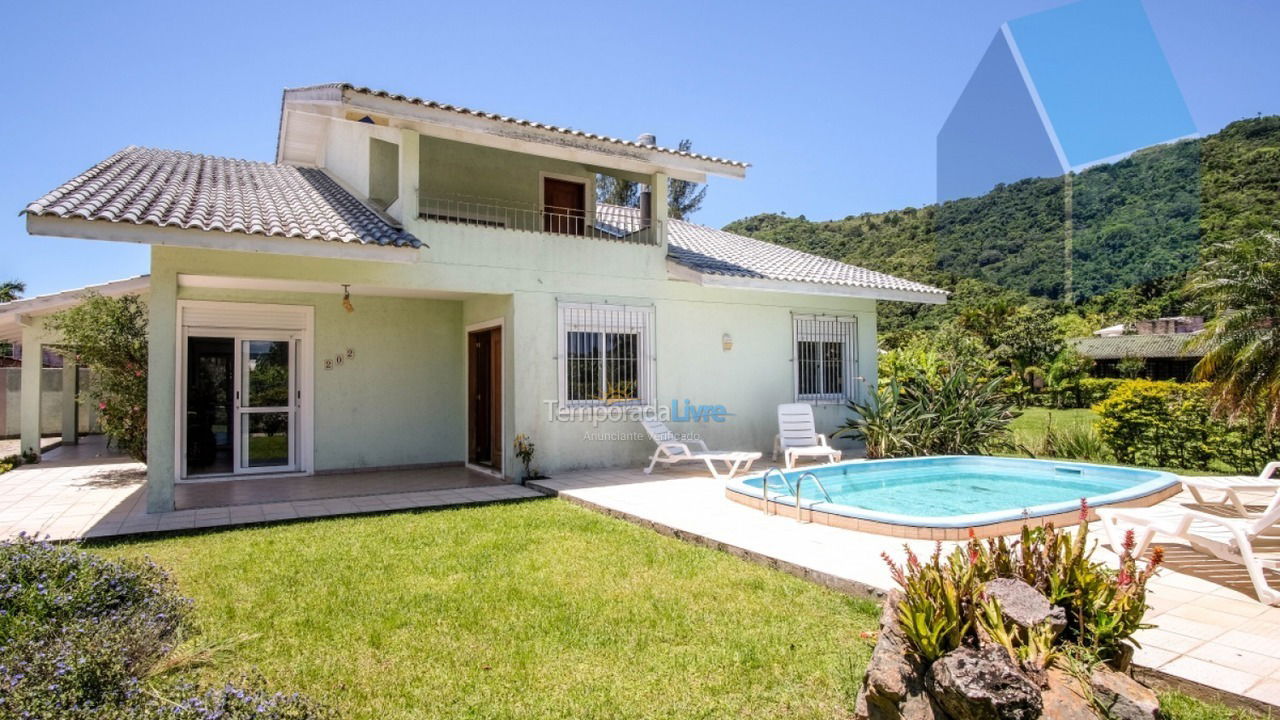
[1094,380,1280,473]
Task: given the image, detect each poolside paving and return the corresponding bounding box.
[530,467,1280,711]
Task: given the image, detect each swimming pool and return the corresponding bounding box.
[725,456,1180,539]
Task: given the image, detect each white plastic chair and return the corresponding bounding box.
[640,419,761,481]
[773,403,842,469]
[1097,488,1280,605]
[1180,461,1280,517]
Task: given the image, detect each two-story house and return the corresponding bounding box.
[16,83,945,513]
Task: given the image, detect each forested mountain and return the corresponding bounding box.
[726,115,1280,336]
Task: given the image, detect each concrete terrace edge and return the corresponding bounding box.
[528,480,1278,714]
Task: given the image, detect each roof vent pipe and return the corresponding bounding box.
[638,134,656,227]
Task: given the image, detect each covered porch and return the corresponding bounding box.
[148,269,518,513]
[0,434,539,541]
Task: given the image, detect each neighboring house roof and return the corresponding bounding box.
[23,147,421,248]
[1070,334,1207,360]
[599,204,947,301]
[288,83,748,170]
[0,275,150,343]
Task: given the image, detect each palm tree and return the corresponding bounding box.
[0,280,24,303]
[1187,232,1280,426]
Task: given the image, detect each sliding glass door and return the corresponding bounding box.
[184,333,299,477]
[235,337,297,473]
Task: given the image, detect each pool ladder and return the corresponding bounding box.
[760,467,833,523]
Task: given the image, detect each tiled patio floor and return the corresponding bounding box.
[531,468,1280,710]
[0,442,540,541]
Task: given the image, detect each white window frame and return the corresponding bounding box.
[174,300,315,482]
[792,314,858,404]
[556,302,655,408]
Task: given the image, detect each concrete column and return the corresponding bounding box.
[61,361,78,445]
[146,261,178,513]
[18,322,42,458]
[650,172,669,247]
[398,128,420,223]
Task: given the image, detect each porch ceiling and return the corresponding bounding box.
[177,274,478,300]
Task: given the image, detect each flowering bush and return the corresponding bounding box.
[1,534,187,716]
[0,535,327,719]
[884,502,1161,669]
[45,292,149,462]
[141,676,331,720]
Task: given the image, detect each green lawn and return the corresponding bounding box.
[99,500,877,720]
[96,499,1257,719]
[1010,407,1099,453]
[1011,406,1098,436]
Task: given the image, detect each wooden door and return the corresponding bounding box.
[543,178,586,235]
[468,327,502,472]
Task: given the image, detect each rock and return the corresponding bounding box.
[1089,667,1162,720]
[865,592,926,702]
[983,578,1068,635]
[856,591,942,720]
[1108,642,1136,673]
[1041,669,1100,720]
[926,644,1043,720]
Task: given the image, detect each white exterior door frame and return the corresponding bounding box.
[175,300,315,481]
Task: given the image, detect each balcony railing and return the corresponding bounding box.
[418,195,659,245]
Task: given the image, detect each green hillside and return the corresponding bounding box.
[725,115,1280,334]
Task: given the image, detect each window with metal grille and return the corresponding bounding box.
[793,315,858,402]
[557,303,655,406]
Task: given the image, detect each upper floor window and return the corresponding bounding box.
[368,138,399,211]
[794,315,858,403]
[558,302,654,407]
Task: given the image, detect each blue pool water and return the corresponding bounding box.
[730,456,1178,528]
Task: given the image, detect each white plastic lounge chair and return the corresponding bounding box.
[773,403,842,469]
[1181,462,1280,517]
[1097,489,1280,605]
[641,419,762,481]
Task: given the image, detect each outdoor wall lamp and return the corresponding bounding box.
[341,284,354,314]
[722,333,733,351]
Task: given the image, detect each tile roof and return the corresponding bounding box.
[598,204,946,299]
[293,83,748,170]
[22,146,940,300]
[1070,334,1207,360]
[23,147,421,248]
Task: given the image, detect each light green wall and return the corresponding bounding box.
[146,242,879,495]
[419,135,594,210]
[174,286,466,472]
[508,290,876,474]
[368,138,399,211]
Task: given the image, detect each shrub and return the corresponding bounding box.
[142,676,332,720]
[884,506,1161,668]
[1077,378,1126,407]
[1094,380,1280,472]
[839,368,1020,458]
[46,292,149,462]
[0,534,188,717]
[0,536,328,719]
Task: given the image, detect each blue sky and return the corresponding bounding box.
[2,0,1276,296]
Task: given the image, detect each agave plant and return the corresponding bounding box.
[838,367,1020,458]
